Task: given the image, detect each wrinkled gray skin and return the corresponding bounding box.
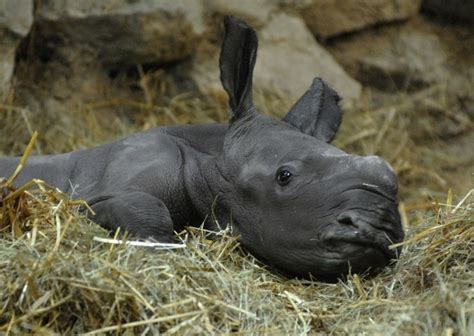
[0,17,403,280]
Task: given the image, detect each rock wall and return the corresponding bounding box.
[327,16,474,116]
[34,0,205,66]
[422,0,474,22]
[295,0,422,40]
[0,0,33,102]
[0,0,472,122]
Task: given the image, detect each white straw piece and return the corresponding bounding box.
[93,236,186,250]
[452,189,473,214]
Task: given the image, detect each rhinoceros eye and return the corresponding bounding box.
[276,168,292,186]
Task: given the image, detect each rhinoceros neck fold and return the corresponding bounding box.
[181,151,231,231]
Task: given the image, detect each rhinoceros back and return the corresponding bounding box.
[0,146,110,195]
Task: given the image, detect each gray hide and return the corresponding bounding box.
[0,17,404,280]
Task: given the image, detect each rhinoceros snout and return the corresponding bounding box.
[336,207,403,259]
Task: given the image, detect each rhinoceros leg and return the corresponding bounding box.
[88,191,174,242]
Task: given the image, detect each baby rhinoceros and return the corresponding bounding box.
[0,17,404,280]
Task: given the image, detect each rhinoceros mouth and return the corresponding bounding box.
[325,236,396,261]
[258,240,393,281]
[321,218,402,262]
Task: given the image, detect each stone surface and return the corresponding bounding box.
[0,0,33,101]
[327,16,474,93]
[257,13,362,105]
[204,0,276,27]
[296,0,422,39]
[357,30,448,91]
[11,0,208,139]
[35,0,205,66]
[15,0,206,110]
[191,13,362,110]
[327,16,474,135]
[0,0,33,36]
[422,0,474,22]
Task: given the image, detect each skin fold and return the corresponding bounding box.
[0,17,404,280]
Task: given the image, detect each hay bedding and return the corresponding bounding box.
[0,89,473,334]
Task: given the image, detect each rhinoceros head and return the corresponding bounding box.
[215,17,404,280]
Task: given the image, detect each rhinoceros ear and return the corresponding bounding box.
[283,78,343,143]
[219,16,258,122]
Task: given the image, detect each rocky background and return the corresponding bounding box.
[0,0,473,197]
